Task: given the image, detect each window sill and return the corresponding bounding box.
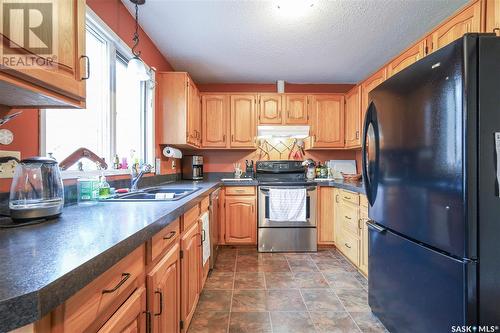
[61,169,132,180]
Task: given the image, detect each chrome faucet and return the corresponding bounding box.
[131,164,152,191]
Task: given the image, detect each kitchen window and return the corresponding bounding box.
[41,8,155,175]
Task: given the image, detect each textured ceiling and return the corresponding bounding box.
[122,0,469,84]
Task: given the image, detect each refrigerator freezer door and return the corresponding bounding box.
[368,224,476,332]
[366,37,474,258]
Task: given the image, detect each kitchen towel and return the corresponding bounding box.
[269,188,307,222]
[200,211,210,265]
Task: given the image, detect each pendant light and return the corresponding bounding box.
[128,0,149,81]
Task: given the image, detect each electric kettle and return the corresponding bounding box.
[9,157,64,221]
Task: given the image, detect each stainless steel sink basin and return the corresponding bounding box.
[103,187,201,202]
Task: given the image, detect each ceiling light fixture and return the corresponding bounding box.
[276,0,315,17]
[127,0,149,81]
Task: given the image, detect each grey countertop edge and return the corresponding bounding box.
[0,181,221,332]
[0,178,363,332]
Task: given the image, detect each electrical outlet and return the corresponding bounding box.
[171,159,176,169]
[0,150,20,178]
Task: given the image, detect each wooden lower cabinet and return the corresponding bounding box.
[334,190,369,275]
[180,222,201,330]
[318,187,335,244]
[97,286,147,333]
[224,189,257,245]
[147,243,180,333]
[359,206,369,276]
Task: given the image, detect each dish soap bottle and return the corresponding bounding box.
[98,174,111,198]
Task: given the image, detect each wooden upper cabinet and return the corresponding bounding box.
[430,1,482,53]
[387,41,426,77]
[258,94,282,124]
[201,94,229,148]
[225,195,257,244]
[309,94,345,148]
[187,80,201,147]
[344,86,361,148]
[180,222,201,330]
[147,243,180,333]
[0,0,86,108]
[158,72,201,148]
[230,94,257,148]
[284,94,309,125]
[361,68,387,123]
[486,0,500,33]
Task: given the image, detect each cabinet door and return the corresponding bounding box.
[284,94,309,124]
[387,41,426,77]
[486,0,500,33]
[1,0,86,102]
[202,94,228,148]
[147,243,180,333]
[97,286,147,333]
[230,95,257,148]
[187,79,200,147]
[359,207,369,276]
[361,68,386,125]
[258,94,282,124]
[310,95,345,148]
[344,86,361,148]
[180,222,201,329]
[333,189,343,246]
[430,1,481,53]
[225,196,257,244]
[318,187,335,244]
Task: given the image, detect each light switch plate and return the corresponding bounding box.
[0,150,20,178]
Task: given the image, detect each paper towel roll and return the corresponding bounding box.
[163,146,182,159]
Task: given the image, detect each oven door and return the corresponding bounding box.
[258,186,317,228]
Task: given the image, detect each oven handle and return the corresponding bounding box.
[259,186,317,192]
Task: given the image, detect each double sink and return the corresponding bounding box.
[103,186,201,202]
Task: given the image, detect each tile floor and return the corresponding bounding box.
[188,246,388,333]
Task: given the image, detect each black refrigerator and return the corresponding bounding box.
[362,33,500,332]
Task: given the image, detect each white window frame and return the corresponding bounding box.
[40,6,156,179]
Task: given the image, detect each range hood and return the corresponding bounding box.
[257,125,310,139]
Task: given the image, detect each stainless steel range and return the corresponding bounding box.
[256,161,317,252]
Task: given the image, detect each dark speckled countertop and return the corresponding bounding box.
[313,179,365,194]
[0,180,220,332]
[0,175,364,332]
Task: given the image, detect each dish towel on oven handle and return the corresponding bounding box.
[269,188,307,222]
[201,211,210,265]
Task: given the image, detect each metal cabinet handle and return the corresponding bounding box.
[223,134,226,142]
[345,243,351,249]
[202,229,206,243]
[80,55,90,80]
[344,196,351,200]
[345,215,351,220]
[102,273,130,294]
[154,290,163,316]
[335,195,340,203]
[356,131,359,139]
[163,231,176,240]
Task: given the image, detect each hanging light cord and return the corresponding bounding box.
[132,2,141,57]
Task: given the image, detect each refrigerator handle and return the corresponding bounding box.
[362,102,380,206]
[366,220,386,233]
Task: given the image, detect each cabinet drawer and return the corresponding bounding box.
[340,203,360,237]
[60,245,145,333]
[339,230,360,266]
[97,286,147,333]
[340,190,359,205]
[151,219,180,262]
[183,204,200,232]
[200,196,210,213]
[360,194,368,208]
[225,186,256,196]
